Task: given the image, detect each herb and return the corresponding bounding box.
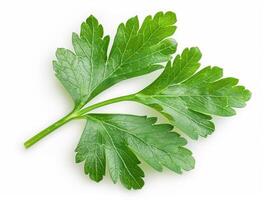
[136,47,251,139]
[24,11,251,189]
[76,114,194,189]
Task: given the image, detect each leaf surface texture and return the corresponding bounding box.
[135,47,251,139]
[53,12,177,107]
[75,114,194,189]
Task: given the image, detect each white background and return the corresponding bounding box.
[0,0,265,199]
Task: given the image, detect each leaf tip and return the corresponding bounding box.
[244,88,252,101]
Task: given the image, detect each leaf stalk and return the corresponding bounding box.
[23,94,136,148]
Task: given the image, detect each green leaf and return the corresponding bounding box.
[135,47,251,139]
[75,114,194,189]
[24,12,251,190]
[53,12,177,107]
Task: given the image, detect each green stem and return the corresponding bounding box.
[77,94,136,116]
[24,111,77,149]
[24,94,136,149]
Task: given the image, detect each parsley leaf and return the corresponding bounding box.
[24,12,251,190]
[135,47,251,139]
[75,114,194,189]
[53,12,177,108]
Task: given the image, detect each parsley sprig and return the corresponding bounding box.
[24,11,251,189]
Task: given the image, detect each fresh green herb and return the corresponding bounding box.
[24,11,251,189]
[76,114,194,189]
[135,47,251,139]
